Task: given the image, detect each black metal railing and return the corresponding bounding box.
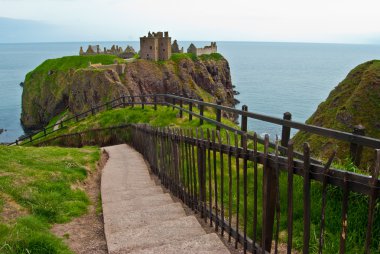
[130,124,380,254]
[12,94,380,168]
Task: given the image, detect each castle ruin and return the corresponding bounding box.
[79,32,217,62]
[187,42,217,56]
[79,44,136,59]
[140,31,172,61]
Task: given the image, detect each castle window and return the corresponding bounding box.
[150,46,152,50]
[163,49,165,52]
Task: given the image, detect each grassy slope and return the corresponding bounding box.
[293,60,380,169]
[22,55,125,128]
[30,105,239,144]
[0,146,99,254]
[25,55,124,79]
[31,105,379,253]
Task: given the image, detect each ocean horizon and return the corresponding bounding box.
[1,41,380,143]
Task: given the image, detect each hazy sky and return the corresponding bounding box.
[1,0,380,43]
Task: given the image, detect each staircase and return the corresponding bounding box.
[101,144,231,254]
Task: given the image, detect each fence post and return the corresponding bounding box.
[197,132,206,217]
[179,95,183,118]
[189,97,193,121]
[91,106,95,116]
[241,105,248,146]
[350,125,365,166]
[122,95,126,108]
[131,97,134,108]
[281,112,292,148]
[154,95,157,111]
[142,96,145,109]
[199,98,204,126]
[216,100,222,131]
[16,140,18,145]
[261,135,277,252]
[172,96,176,110]
[75,115,79,122]
[43,128,47,136]
[60,121,64,129]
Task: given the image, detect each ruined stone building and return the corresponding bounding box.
[187,42,217,56]
[79,45,136,59]
[88,60,126,75]
[171,40,183,53]
[140,31,172,61]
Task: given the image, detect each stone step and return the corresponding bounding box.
[103,193,173,215]
[129,233,231,254]
[102,186,164,204]
[104,203,186,234]
[108,216,206,254]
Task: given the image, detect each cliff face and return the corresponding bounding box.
[21,54,235,130]
[293,60,380,169]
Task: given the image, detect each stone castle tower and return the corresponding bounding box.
[140,31,172,61]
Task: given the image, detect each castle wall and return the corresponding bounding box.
[140,37,159,60]
[195,47,217,56]
[89,63,126,75]
[158,37,171,60]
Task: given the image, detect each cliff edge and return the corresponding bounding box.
[21,54,235,130]
[293,60,380,169]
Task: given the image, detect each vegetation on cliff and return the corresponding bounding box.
[27,104,380,253]
[21,54,234,131]
[293,60,380,169]
[0,145,99,253]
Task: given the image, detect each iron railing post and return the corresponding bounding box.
[189,97,193,121]
[281,112,292,148]
[199,98,204,125]
[216,100,222,131]
[179,95,183,118]
[154,95,157,111]
[261,135,277,252]
[241,105,248,147]
[350,125,365,166]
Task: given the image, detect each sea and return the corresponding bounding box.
[1,41,380,143]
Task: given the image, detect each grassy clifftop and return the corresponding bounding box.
[21,53,234,131]
[293,60,380,169]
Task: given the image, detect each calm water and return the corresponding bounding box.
[0,41,380,143]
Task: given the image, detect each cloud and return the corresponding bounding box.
[0,0,379,43]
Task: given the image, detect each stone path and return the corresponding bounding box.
[101,144,231,254]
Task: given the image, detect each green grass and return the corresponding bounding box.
[170,53,198,63]
[173,139,379,253]
[29,105,239,145]
[25,55,124,80]
[169,53,224,63]
[24,105,379,253]
[0,145,100,253]
[198,53,224,61]
[293,60,380,170]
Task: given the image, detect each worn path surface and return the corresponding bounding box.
[101,144,230,254]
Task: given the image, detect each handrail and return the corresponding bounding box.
[129,124,380,253]
[161,94,380,149]
[10,93,380,166]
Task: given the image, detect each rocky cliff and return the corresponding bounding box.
[21,54,235,130]
[293,60,380,169]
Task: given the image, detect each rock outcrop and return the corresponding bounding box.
[21,54,235,130]
[293,60,380,170]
